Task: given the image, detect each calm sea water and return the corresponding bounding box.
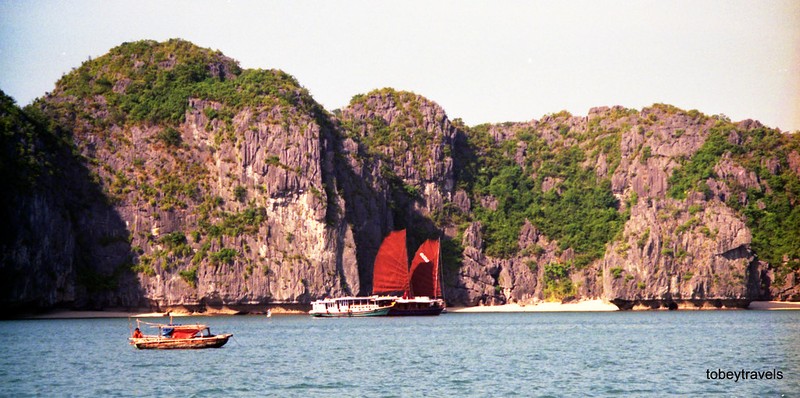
[0,311,797,397]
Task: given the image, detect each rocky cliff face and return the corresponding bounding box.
[2,40,798,315]
[1,90,76,312]
[9,40,359,312]
[449,106,797,308]
[0,89,141,312]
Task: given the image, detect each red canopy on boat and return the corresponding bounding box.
[170,325,205,339]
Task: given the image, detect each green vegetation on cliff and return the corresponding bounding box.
[339,88,444,175]
[543,262,576,301]
[52,39,321,128]
[458,122,627,267]
[0,90,66,190]
[668,120,800,283]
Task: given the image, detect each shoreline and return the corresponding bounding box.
[448,300,620,313]
[449,300,800,313]
[16,307,313,319]
[12,300,800,319]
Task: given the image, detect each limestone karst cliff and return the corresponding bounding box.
[1,39,798,315]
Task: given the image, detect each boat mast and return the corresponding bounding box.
[437,236,445,302]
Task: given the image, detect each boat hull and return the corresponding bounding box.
[388,305,444,316]
[310,306,392,317]
[388,298,445,316]
[130,334,232,349]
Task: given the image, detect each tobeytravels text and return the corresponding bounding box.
[706,369,783,382]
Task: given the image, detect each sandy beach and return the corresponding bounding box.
[449,299,620,313]
[747,301,800,310]
[22,309,207,319]
[20,305,302,319]
[23,310,143,319]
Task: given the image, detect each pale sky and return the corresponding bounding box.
[1,0,798,131]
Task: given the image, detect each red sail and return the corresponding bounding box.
[372,230,410,295]
[409,239,441,298]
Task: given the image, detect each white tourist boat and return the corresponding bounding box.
[309,296,395,317]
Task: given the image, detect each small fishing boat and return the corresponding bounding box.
[309,296,395,317]
[128,318,232,349]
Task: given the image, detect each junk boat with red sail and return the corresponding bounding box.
[309,229,446,317]
[372,230,446,316]
[128,318,232,349]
